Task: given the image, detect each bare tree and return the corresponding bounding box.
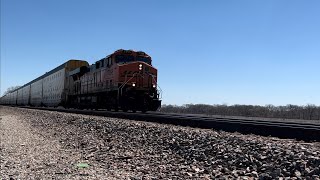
[3,86,21,95]
[305,104,316,120]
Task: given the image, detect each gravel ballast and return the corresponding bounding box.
[0,106,320,179]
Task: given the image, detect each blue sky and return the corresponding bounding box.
[1,0,320,106]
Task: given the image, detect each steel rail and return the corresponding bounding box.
[149,112,320,127]
[5,106,320,142]
[147,113,320,129]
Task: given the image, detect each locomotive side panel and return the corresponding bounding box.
[80,74,88,94]
[103,57,116,90]
[64,60,89,97]
[80,72,95,94]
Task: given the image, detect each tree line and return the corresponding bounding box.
[160,104,320,120]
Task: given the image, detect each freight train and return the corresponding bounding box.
[0,49,161,112]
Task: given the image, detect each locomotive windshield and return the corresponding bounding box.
[136,57,151,64]
[115,55,151,64]
[115,55,134,63]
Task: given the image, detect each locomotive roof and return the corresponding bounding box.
[111,49,151,58]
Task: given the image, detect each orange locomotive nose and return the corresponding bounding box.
[118,61,158,88]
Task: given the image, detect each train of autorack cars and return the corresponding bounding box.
[0,49,161,112]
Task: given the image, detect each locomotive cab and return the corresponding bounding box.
[114,50,161,112]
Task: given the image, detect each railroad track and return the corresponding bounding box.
[8,106,320,141]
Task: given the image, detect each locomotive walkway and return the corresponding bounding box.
[16,106,320,142]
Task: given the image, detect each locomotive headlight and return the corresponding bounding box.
[132,83,136,87]
[139,64,142,71]
[152,84,156,88]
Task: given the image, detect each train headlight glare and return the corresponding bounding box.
[139,64,142,70]
[153,84,156,88]
[132,83,136,87]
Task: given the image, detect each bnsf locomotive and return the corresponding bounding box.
[0,49,161,112]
